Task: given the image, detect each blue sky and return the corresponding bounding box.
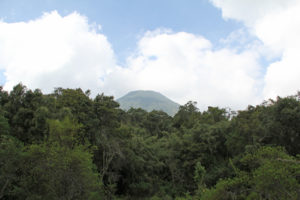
[0,0,300,110]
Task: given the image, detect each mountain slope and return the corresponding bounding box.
[117,90,180,116]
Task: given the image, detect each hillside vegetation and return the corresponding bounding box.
[1,84,300,199]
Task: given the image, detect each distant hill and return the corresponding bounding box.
[117,90,180,116]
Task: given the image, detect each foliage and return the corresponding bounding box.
[201,147,300,200]
[1,84,300,199]
[0,135,23,199]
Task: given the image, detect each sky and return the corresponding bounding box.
[0,0,300,110]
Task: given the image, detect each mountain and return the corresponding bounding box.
[117,90,180,116]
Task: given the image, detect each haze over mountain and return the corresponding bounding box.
[117,90,180,116]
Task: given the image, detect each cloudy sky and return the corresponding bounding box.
[0,0,300,110]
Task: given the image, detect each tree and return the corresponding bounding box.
[0,135,23,199]
[0,86,9,107]
[143,110,173,137]
[201,147,300,200]
[266,96,300,155]
[194,162,207,197]
[0,108,9,136]
[173,101,200,129]
[12,118,104,200]
[53,88,93,124]
[3,84,47,143]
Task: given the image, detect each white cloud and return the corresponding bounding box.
[103,30,262,110]
[210,0,300,100]
[0,11,116,95]
[2,3,300,111]
[0,9,280,111]
[210,0,297,27]
[0,11,263,110]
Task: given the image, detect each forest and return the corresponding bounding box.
[0,84,300,200]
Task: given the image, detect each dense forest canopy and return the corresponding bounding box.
[0,84,300,199]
